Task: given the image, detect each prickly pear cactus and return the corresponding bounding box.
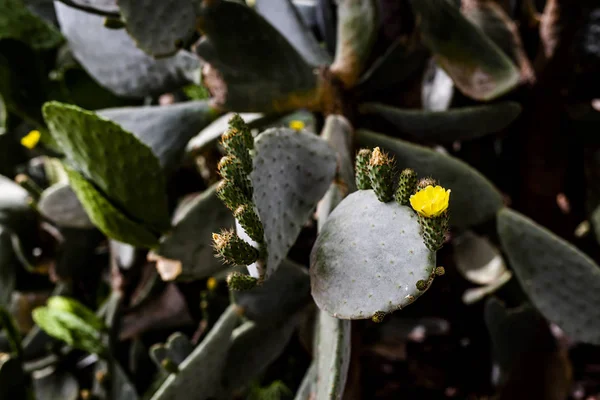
[311,148,450,320]
[3,0,598,397]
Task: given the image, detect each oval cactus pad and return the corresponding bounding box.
[310,190,436,319]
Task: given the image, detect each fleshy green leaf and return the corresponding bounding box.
[314,311,350,400]
[32,306,104,354]
[43,101,170,234]
[250,128,337,279]
[194,0,318,112]
[118,0,195,57]
[156,184,234,281]
[64,166,160,248]
[55,1,199,98]
[359,101,522,142]
[255,0,331,66]
[411,0,520,101]
[497,208,600,345]
[311,190,436,319]
[330,0,378,87]
[98,100,220,172]
[0,0,62,50]
[150,305,239,400]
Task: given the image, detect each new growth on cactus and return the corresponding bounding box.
[212,115,267,288]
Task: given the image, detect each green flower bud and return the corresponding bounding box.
[355,148,372,190]
[435,266,446,276]
[212,229,259,265]
[368,147,395,203]
[226,271,258,291]
[395,168,417,206]
[372,311,386,323]
[416,280,428,291]
[416,177,438,192]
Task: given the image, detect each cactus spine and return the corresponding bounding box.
[212,229,259,266]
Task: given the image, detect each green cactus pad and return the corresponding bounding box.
[150,305,239,400]
[314,310,351,400]
[157,184,234,281]
[150,332,194,370]
[65,166,160,248]
[194,0,318,112]
[251,128,337,279]
[359,102,522,142]
[321,115,356,193]
[497,208,600,345]
[358,130,503,229]
[233,259,310,325]
[118,0,195,57]
[311,190,436,319]
[55,2,199,98]
[462,0,533,82]
[411,0,519,101]
[98,101,218,172]
[331,0,378,87]
[0,0,62,50]
[38,183,93,229]
[43,102,170,234]
[255,0,331,66]
[484,298,558,380]
[294,362,316,400]
[222,316,300,393]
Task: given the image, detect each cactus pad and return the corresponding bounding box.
[497,208,600,345]
[194,0,318,112]
[43,102,170,234]
[98,101,218,172]
[55,2,199,98]
[311,190,436,319]
[118,0,195,57]
[360,102,522,142]
[38,183,93,229]
[0,0,62,50]
[222,316,300,393]
[157,184,234,280]
[314,311,351,400]
[411,0,519,101]
[150,305,239,400]
[65,166,160,248]
[255,0,331,66]
[251,128,337,279]
[358,130,503,229]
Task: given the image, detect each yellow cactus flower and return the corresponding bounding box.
[21,130,41,149]
[409,185,451,218]
[289,120,305,131]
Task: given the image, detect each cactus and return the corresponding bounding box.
[2,0,598,397]
[497,208,600,345]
